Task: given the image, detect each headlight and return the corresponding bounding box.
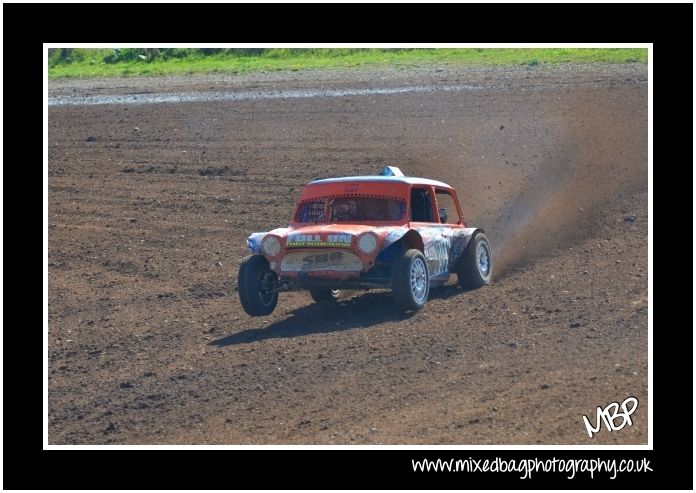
[261,235,281,257]
[357,233,377,254]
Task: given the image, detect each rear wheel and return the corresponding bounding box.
[309,289,341,303]
[392,249,429,310]
[238,255,278,316]
[456,232,493,289]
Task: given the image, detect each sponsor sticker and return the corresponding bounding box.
[281,250,363,272]
[287,233,352,248]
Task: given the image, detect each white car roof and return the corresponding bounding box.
[309,176,453,188]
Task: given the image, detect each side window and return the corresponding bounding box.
[410,188,434,222]
[435,190,461,224]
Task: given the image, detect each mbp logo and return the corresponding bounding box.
[582,396,639,438]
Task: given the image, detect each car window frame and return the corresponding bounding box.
[408,186,438,224]
[434,187,464,225]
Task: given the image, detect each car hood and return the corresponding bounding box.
[288,223,384,237]
[247,224,410,253]
[284,224,393,248]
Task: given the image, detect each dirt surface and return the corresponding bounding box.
[48,62,647,97]
[48,63,649,444]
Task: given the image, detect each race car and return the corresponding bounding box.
[238,166,492,315]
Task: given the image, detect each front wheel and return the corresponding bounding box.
[309,289,341,303]
[456,232,493,289]
[392,249,429,310]
[238,255,278,316]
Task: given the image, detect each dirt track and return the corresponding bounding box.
[48,64,648,444]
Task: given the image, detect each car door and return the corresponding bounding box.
[409,186,451,281]
[433,187,468,272]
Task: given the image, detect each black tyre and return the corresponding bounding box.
[391,249,429,310]
[309,289,341,303]
[238,254,278,316]
[456,232,493,289]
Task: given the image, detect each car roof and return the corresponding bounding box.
[308,175,453,188]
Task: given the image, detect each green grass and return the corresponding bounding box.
[48,48,648,79]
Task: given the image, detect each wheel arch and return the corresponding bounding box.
[376,228,424,264]
[401,229,425,252]
[449,227,487,267]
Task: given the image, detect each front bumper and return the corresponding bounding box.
[271,271,391,292]
[279,250,363,273]
[268,247,379,279]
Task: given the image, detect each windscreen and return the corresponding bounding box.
[295,195,406,223]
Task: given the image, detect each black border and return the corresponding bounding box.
[7,1,693,490]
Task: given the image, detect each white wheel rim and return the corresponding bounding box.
[410,257,428,303]
[477,241,491,278]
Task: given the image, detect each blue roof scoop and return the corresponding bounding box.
[380,166,404,177]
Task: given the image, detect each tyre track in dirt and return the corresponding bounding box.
[48,64,648,444]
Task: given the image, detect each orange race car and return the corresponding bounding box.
[238,166,492,315]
